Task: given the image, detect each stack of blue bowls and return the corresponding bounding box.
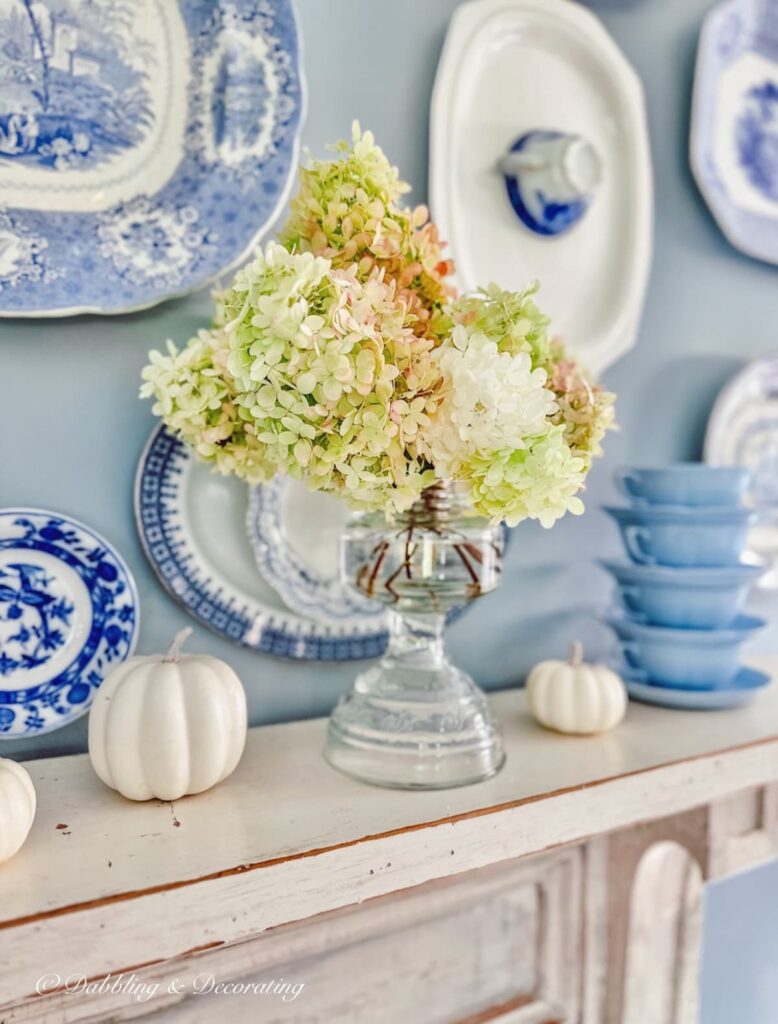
[600,464,769,709]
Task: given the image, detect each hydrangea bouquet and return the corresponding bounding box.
[142,125,614,531]
[142,124,615,789]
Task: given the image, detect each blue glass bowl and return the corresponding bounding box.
[615,464,750,507]
[604,504,753,567]
[600,559,766,629]
[606,613,766,689]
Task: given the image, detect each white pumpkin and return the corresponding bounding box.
[0,758,36,863]
[88,629,247,801]
[526,642,626,735]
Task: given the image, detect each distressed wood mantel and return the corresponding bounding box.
[2,657,778,1024]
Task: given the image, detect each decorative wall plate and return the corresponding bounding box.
[705,355,778,587]
[429,0,653,373]
[0,0,305,316]
[624,667,770,710]
[0,509,139,737]
[690,0,778,263]
[246,479,386,625]
[705,356,778,505]
[135,426,391,661]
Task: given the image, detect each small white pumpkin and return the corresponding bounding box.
[88,629,247,801]
[526,642,627,735]
[0,758,36,863]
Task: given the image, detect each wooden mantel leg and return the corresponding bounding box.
[620,841,703,1024]
[601,808,708,1024]
[601,786,778,1024]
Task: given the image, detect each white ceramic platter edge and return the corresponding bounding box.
[429,0,653,374]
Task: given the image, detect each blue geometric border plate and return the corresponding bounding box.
[0,0,305,316]
[135,425,391,662]
[0,509,139,738]
[691,0,778,264]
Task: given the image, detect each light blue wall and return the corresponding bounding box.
[3,0,776,750]
[1,0,777,1014]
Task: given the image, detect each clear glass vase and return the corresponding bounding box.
[324,481,506,789]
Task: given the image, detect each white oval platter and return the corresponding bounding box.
[429,0,653,373]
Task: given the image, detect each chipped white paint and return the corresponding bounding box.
[1,657,777,1022]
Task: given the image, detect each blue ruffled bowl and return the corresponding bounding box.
[600,559,766,629]
[604,504,753,567]
[614,464,750,507]
[606,613,766,689]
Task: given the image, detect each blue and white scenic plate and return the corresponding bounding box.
[624,666,771,711]
[135,425,391,661]
[0,0,305,316]
[246,478,387,625]
[0,510,139,737]
[691,0,778,264]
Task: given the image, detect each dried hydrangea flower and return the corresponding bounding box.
[144,243,442,513]
[418,286,614,526]
[281,123,455,342]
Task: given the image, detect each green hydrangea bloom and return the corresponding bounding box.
[143,243,441,513]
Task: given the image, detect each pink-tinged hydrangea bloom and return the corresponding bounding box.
[143,243,440,513]
[142,131,615,529]
[280,123,455,343]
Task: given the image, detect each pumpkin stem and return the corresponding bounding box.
[164,628,193,663]
[569,641,584,667]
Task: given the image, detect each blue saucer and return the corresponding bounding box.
[624,667,771,710]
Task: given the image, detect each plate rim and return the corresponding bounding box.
[704,355,778,469]
[0,506,140,739]
[134,424,392,662]
[0,0,308,318]
[689,0,778,265]
[245,480,389,627]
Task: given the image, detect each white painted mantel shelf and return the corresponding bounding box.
[3,658,778,1024]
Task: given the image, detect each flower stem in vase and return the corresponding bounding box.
[325,482,506,789]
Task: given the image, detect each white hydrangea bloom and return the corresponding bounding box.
[423,324,558,474]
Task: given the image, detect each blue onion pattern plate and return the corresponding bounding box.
[0,510,139,737]
[691,0,778,263]
[135,426,391,661]
[0,0,304,315]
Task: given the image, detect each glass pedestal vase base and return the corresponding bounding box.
[324,658,505,790]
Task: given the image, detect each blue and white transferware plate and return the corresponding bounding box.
[246,479,386,626]
[705,356,778,507]
[623,667,771,710]
[135,425,391,661]
[691,0,778,263]
[0,0,305,316]
[0,510,139,737]
[705,356,778,587]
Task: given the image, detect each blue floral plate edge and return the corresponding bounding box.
[689,0,778,265]
[0,507,140,739]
